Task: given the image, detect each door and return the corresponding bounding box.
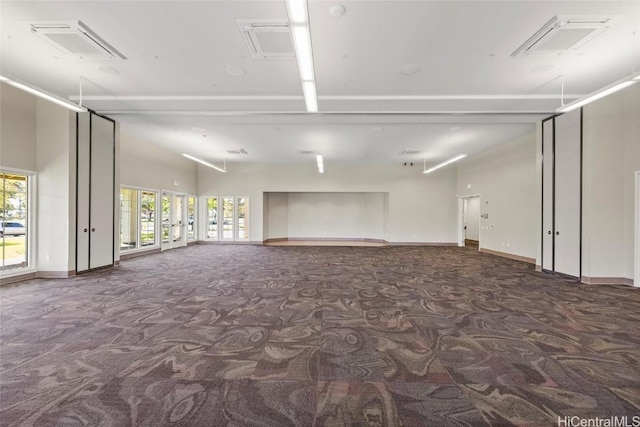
[554,110,581,277]
[541,117,554,271]
[541,111,581,278]
[221,197,234,241]
[77,112,115,273]
[464,196,480,244]
[161,192,187,250]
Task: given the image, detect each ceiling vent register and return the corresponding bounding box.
[236,20,294,60]
[511,15,610,57]
[30,20,126,60]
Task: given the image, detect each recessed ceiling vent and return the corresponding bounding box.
[236,19,294,60]
[511,15,610,57]
[297,150,316,155]
[226,148,248,155]
[400,149,421,155]
[30,20,126,60]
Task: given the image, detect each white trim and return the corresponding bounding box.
[635,171,640,287]
[160,190,188,251]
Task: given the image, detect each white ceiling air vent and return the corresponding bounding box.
[236,20,294,60]
[511,15,610,57]
[400,149,421,155]
[30,21,126,60]
[297,150,316,155]
[226,148,248,155]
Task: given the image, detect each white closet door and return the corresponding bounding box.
[542,118,554,271]
[89,114,115,269]
[76,113,91,273]
[554,110,581,277]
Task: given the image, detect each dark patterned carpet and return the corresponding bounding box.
[1,245,639,426]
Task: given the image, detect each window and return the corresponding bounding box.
[187,196,197,241]
[120,187,158,251]
[237,197,249,240]
[1,172,31,271]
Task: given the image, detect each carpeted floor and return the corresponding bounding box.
[1,244,639,426]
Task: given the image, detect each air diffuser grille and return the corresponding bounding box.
[512,15,610,57]
[30,20,126,60]
[237,20,294,60]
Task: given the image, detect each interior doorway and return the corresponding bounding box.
[161,191,187,251]
[458,195,481,248]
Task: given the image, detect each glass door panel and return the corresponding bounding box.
[207,197,218,240]
[141,191,156,247]
[161,193,171,247]
[187,196,196,241]
[237,197,248,240]
[172,194,185,246]
[221,197,234,241]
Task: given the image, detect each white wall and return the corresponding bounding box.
[284,192,385,240]
[0,83,37,171]
[120,132,197,195]
[264,192,289,240]
[35,100,75,273]
[199,162,458,244]
[457,132,538,259]
[582,84,640,281]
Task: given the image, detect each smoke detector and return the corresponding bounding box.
[511,15,610,57]
[236,20,294,60]
[30,20,126,60]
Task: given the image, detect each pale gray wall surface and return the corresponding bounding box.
[120,133,197,195]
[582,84,640,279]
[0,83,37,171]
[35,100,73,272]
[457,132,538,259]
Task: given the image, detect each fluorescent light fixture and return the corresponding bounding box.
[285,0,308,24]
[286,0,317,113]
[303,81,318,112]
[182,153,226,173]
[0,75,87,113]
[292,26,314,81]
[557,70,640,113]
[316,154,324,173]
[423,154,467,174]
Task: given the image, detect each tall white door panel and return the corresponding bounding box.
[554,110,581,277]
[542,118,554,271]
[77,113,91,272]
[76,111,115,273]
[89,114,115,269]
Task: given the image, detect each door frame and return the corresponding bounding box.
[161,191,187,251]
[458,194,481,248]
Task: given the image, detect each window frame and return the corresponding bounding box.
[119,186,160,253]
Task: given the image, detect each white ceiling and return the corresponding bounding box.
[2,1,639,166]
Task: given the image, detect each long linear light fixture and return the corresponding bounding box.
[286,0,318,112]
[557,70,640,113]
[182,154,227,173]
[316,154,324,173]
[423,154,467,174]
[0,75,87,113]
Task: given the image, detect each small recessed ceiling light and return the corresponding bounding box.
[329,5,346,16]
[192,127,205,132]
[98,65,120,76]
[531,64,554,74]
[225,65,246,76]
[400,63,421,75]
[489,53,496,57]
